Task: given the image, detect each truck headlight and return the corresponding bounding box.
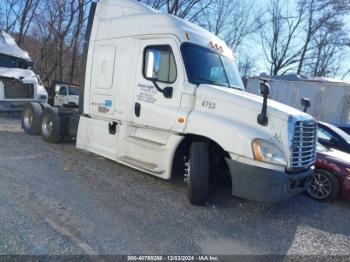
[252,139,287,166]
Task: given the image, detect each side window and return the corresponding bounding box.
[143,45,177,83]
[58,87,67,96]
[317,127,333,141]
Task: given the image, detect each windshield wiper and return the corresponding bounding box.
[230,85,243,91]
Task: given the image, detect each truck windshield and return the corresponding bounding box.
[68,86,79,96]
[181,43,244,90]
[0,54,33,69]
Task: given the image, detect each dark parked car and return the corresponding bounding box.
[307,143,350,201]
[335,123,350,136]
[317,121,350,154]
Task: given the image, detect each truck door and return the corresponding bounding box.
[133,39,182,130]
[55,86,68,106]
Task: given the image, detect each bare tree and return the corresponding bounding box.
[16,0,40,45]
[138,0,208,21]
[306,22,349,77]
[166,0,204,20]
[69,0,90,83]
[47,0,79,81]
[2,0,19,33]
[238,53,255,78]
[342,69,350,80]
[296,0,350,74]
[136,0,167,10]
[200,0,256,51]
[257,0,304,75]
[0,0,40,46]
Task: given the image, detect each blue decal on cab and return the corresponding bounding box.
[104,99,112,107]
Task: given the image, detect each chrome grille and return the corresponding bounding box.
[291,120,317,168]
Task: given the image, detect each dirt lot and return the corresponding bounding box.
[1,113,350,256]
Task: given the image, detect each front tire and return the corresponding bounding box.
[22,102,43,135]
[186,142,210,205]
[307,169,339,202]
[40,107,63,143]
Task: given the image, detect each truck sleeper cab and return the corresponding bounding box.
[21,0,316,205]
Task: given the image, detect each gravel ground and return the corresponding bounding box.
[0,113,350,256]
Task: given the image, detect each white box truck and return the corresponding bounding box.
[21,0,316,205]
[0,31,48,111]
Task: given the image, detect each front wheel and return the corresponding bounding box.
[307,169,339,202]
[185,142,210,205]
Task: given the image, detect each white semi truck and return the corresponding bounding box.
[0,31,48,111]
[21,0,317,205]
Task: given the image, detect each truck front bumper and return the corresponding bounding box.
[225,158,313,202]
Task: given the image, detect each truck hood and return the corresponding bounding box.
[185,84,315,162]
[198,84,310,122]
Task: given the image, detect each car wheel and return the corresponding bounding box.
[40,107,63,143]
[307,169,339,202]
[185,142,210,205]
[22,102,43,135]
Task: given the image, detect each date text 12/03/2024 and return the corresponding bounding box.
[127,255,219,261]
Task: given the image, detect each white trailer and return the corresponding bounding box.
[21,0,317,205]
[0,31,48,111]
[246,75,350,124]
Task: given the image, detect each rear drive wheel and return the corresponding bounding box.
[40,107,63,143]
[22,102,43,135]
[185,142,210,205]
[307,169,339,202]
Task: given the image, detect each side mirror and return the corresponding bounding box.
[163,86,173,98]
[257,81,270,126]
[259,82,271,96]
[301,98,311,113]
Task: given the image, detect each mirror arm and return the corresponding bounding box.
[257,95,268,126]
[151,80,172,98]
[152,80,164,94]
[257,81,270,126]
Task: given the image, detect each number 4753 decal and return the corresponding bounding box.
[201,100,216,110]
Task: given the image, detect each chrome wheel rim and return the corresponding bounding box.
[307,172,332,199]
[23,109,33,129]
[42,115,53,137]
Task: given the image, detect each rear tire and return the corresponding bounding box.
[186,142,210,205]
[22,102,43,135]
[307,169,339,202]
[40,107,63,143]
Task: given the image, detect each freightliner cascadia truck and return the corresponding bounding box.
[21,0,317,205]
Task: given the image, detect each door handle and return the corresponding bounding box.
[109,121,117,135]
[135,102,141,117]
